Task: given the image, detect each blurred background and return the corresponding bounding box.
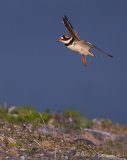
[0,0,127,123]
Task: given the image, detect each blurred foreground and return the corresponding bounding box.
[0,106,127,159]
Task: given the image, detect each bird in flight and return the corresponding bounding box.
[58,16,113,65]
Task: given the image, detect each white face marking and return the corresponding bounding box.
[60,37,72,44]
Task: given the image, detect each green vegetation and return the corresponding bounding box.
[0,106,92,129]
[101,119,113,128]
[63,108,92,129]
[0,106,52,124]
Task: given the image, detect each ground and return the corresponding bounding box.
[0,106,127,160]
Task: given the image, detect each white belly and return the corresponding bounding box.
[67,43,89,56]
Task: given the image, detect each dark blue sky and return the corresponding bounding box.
[0,0,127,123]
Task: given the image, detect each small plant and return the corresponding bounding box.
[6,106,39,123]
[0,106,7,119]
[63,109,81,118]
[39,109,52,123]
[102,119,113,128]
[0,106,52,124]
[63,109,92,129]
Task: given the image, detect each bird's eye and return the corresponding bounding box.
[63,35,66,39]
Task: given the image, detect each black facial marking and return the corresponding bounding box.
[62,35,71,41]
[65,38,74,46]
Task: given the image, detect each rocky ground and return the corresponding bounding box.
[0,107,127,160]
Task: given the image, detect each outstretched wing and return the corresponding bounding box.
[92,44,113,58]
[81,40,113,58]
[63,16,80,40]
[63,16,113,58]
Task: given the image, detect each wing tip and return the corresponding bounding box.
[63,15,67,20]
[108,54,114,58]
[63,16,67,24]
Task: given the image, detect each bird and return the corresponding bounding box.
[58,16,113,65]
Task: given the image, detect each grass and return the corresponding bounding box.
[0,106,92,129]
[63,108,92,129]
[97,140,127,158]
[0,106,52,124]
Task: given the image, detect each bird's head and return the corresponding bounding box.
[58,35,72,45]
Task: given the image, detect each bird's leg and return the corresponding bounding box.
[82,55,87,65]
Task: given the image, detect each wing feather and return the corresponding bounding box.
[92,44,113,58]
[78,41,113,58]
[63,16,80,40]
